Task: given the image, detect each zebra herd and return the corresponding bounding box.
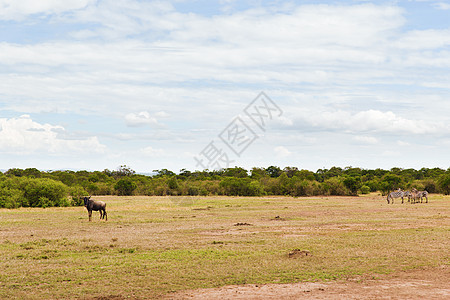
[386,188,428,204]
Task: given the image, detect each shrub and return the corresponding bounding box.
[419,179,437,193]
[291,180,309,196]
[0,177,70,208]
[93,182,114,195]
[409,181,425,191]
[219,178,264,196]
[291,180,323,196]
[322,177,348,196]
[343,176,361,196]
[21,178,69,207]
[364,179,380,192]
[69,185,88,206]
[247,180,265,196]
[438,173,450,195]
[114,178,137,196]
[202,181,220,195]
[187,185,200,196]
[0,187,24,208]
[360,185,371,194]
[38,197,51,208]
[380,174,403,195]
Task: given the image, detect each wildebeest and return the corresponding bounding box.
[83,196,107,221]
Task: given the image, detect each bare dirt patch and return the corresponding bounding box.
[234,222,253,226]
[288,249,311,258]
[167,266,449,299]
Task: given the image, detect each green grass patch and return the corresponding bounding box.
[0,195,449,299]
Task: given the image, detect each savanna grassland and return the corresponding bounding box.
[0,195,449,299]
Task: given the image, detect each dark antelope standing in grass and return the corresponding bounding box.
[83,196,107,221]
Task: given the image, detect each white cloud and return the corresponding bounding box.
[382,150,400,157]
[68,0,177,40]
[274,146,291,158]
[0,2,439,95]
[295,109,447,135]
[125,111,161,127]
[0,1,449,171]
[0,115,106,154]
[433,2,450,10]
[166,4,403,48]
[397,140,411,146]
[353,136,378,144]
[0,0,95,20]
[154,111,170,118]
[139,146,165,157]
[396,29,450,50]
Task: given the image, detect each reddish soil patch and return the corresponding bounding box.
[167,266,449,299]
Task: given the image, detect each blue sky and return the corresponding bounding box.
[0,0,449,173]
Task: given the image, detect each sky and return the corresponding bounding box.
[0,0,450,173]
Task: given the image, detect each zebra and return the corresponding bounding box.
[403,190,412,203]
[418,190,429,203]
[386,188,406,204]
[409,188,421,204]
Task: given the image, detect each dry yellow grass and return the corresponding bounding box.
[0,194,449,299]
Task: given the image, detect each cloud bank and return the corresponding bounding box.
[0,0,449,171]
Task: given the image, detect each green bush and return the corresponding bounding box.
[69,185,88,206]
[438,173,450,195]
[409,181,425,191]
[322,177,348,196]
[419,179,437,193]
[22,178,69,207]
[380,174,403,195]
[115,178,137,196]
[38,197,51,208]
[187,185,200,196]
[0,187,24,208]
[291,179,309,196]
[220,178,264,196]
[1,166,449,205]
[360,185,371,194]
[0,177,69,208]
[343,176,361,196]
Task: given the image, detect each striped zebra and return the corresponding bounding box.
[418,190,429,203]
[410,188,421,204]
[403,190,412,203]
[386,188,406,204]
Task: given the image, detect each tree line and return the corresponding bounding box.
[1,165,450,208]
